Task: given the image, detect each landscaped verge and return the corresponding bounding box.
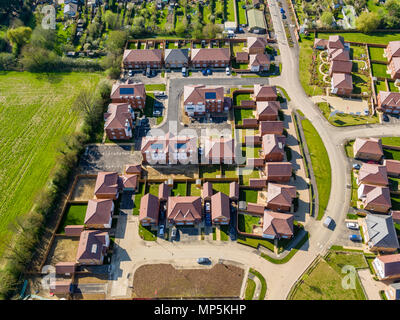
[249,268,267,300]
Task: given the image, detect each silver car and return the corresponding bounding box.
[346,222,359,230]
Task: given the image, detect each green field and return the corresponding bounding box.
[301,119,331,220]
[226,0,236,22]
[189,183,202,196]
[382,137,400,147]
[371,63,389,78]
[0,71,103,256]
[212,183,231,196]
[233,93,251,106]
[133,183,146,215]
[172,182,187,196]
[290,251,367,300]
[238,213,260,233]
[200,165,221,178]
[374,79,388,94]
[57,204,87,233]
[388,81,399,92]
[239,189,258,204]
[317,32,400,45]
[237,0,247,25]
[368,46,385,62]
[145,84,166,91]
[234,108,255,124]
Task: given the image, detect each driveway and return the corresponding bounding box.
[358,269,387,300]
[311,95,368,115]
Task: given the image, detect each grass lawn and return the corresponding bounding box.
[139,224,157,241]
[143,93,155,118]
[234,108,255,124]
[148,183,160,196]
[133,183,146,215]
[57,204,87,233]
[374,79,388,94]
[238,213,260,233]
[317,102,379,126]
[290,251,367,300]
[249,268,267,300]
[237,0,247,25]
[145,84,166,91]
[301,119,331,220]
[317,32,400,45]
[239,167,260,185]
[226,0,235,22]
[392,194,400,210]
[200,165,221,178]
[382,137,400,147]
[298,34,324,96]
[371,63,389,78]
[239,189,258,204]
[368,46,385,62]
[388,81,399,92]
[232,42,245,55]
[212,183,231,196]
[233,93,251,106]
[172,182,187,196]
[345,140,354,158]
[383,148,400,161]
[220,225,229,241]
[0,71,104,257]
[241,146,261,158]
[244,278,256,300]
[189,183,202,196]
[221,165,238,178]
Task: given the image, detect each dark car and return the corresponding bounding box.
[282,14,287,19]
[197,257,211,264]
[205,213,212,227]
[280,8,285,13]
[202,69,207,76]
[206,68,212,75]
[349,234,362,242]
[383,114,389,122]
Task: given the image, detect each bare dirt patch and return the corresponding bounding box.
[72,293,106,300]
[132,263,244,298]
[75,273,109,285]
[145,165,199,179]
[45,236,79,266]
[71,177,96,201]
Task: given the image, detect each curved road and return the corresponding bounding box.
[109,0,400,300]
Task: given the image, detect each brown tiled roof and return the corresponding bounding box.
[159,183,171,200]
[314,38,328,48]
[247,202,265,214]
[191,48,230,62]
[167,196,202,223]
[256,101,280,118]
[247,37,268,50]
[389,57,400,73]
[363,186,391,209]
[385,159,400,176]
[85,199,113,226]
[76,230,109,262]
[330,48,350,61]
[104,103,133,130]
[391,211,400,223]
[259,121,284,136]
[249,178,267,188]
[245,135,262,145]
[65,225,84,237]
[110,81,145,100]
[267,183,296,208]
[376,254,400,278]
[94,172,120,197]
[253,85,277,100]
[243,118,258,126]
[328,35,345,49]
[121,174,138,190]
[378,91,400,108]
[123,49,162,63]
[264,162,292,178]
[358,164,388,186]
[386,41,400,61]
[125,164,142,175]
[263,211,294,237]
[183,85,224,105]
[229,181,239,199]
[247,158,265,167]
[330,60,353,73]
[353,138,383,158]
[262,134,285,157]
[236,52,249,61]
[204,137,235,162]
[249,53,270,66]
[139,193,159,223]
[202,182,213,199]
[358,184,376,198]
[332,73,353,90]
[55,262,76,274]
[50,280,72,294]
[211,192,230,220]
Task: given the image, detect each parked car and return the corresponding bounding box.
[346,222,359,230]
[352,163,360,170]
[280,8,285,13]
[282,14,286,19]
[153,109,161,117]
[202,69,207,76]
[128,70,133,77]
[197,257,211,264]
[349,234,362,242]
[158,225,165,238]
[383,114,389,122]
[199,147,204,155]
[323,216,333,228]
[225,66,230,75]
[205,213,212,227]
[182,67,187,77]
[142,70,146,76]
[205,202,211,212]
[206,68,212,75]
[171,227,177,240]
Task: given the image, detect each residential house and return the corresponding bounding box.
[104,103,134,140]
[329,60,353,77]
[377,91,400,115]
[121,174,138,192]
[246,202,266,214]
[330,48,350,62]
[55,262,76,275]
[385,283,400,300]
[164,49,189,68]
[247,9,267,34]
[125,164,142,176]
[262,210,294,239]
[191,48,230,68]
[391,210,400,224]
[202,182,213,201]
[262,134,285,162]
[259,121,284,136]
[50,280,72,296]
[253,85,278,101]
[385,41,400,62]
[64,3,78,17]
[123,49,163,69]
[183,85,226,117]
[203,137,235,164]
[236,52,249,63]
[167,196,202,226]
[362,214,399,252]
[110,81,146,108]
[373,254,400,280]
[76,230,110,265]
[256,101,280,121]
[211,192,230,224]
[249,178,267,188]
[328,35,345,51]
[384,159,400,177]
[139,193,160,226]
[331,73,353,96]
[84,199,114,229]
[388,57,400,79]
[266,183,296,212]
[357,164,388,186]
[247,37,268,54]
[247,157,265,167]
[353,137,383,161]
[358,184,391,213]
[159,183,172,202]
[264,162,292,182]
[229,181,239,201]
[249,53,270,72]
[94,172,121,200]
[141,132,197,165]
[65,225,84,237]
[313,38,328,50]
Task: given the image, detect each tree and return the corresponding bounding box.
[320,11,334,28]
[6,26,32,55]
[191,20,204,39]
[131,16,146,36]
[202,23,222,39]
[0,53,17,71]
[20,45,60,72]
[30,26,56,51]
[104,11,119,30]
[384,0,400,28]
[175,19,188,37]
[106,30,127,53]
[355,11,381,33]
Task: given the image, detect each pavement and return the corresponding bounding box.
[357,269,387,300]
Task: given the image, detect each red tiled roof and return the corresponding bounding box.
[378,91,400,109]
[139,193,159,223]
[264,162,292,178]
[263,211,294,237]
[256,101,280,117]
[267,183,296,208]
[229,181,239,199]
[358,164,388,186]
[253,85,277,100]
[204,137,235,162]
[183,85,224,105]
[247,37,268,50]
[353,138,383,158]
[94,172,120,197]
[191,48,230,62]
[123,49,162,63]
[384,159,400,176]
[387,41,400,61]
[121,174,138,190]
[76,230,109,262]
[159,183,171,200]
[332,73,353,90]
[262,134,285,157]
[110,81,145,100]
[202,182,213,199]
[211,192,230,220]
[249,53,270,66]
[330,60,353,73]
[167,196,202,223]
[246,202,265,214]
[85,199,113,226]
[104,103,133,130]
[259,121,284,136]
[125,164,142,175]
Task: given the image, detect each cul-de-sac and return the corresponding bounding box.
[1,0,400,302]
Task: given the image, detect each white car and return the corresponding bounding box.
[226,67,230,75]
[346,222,359,230]
[205,202,211,212]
